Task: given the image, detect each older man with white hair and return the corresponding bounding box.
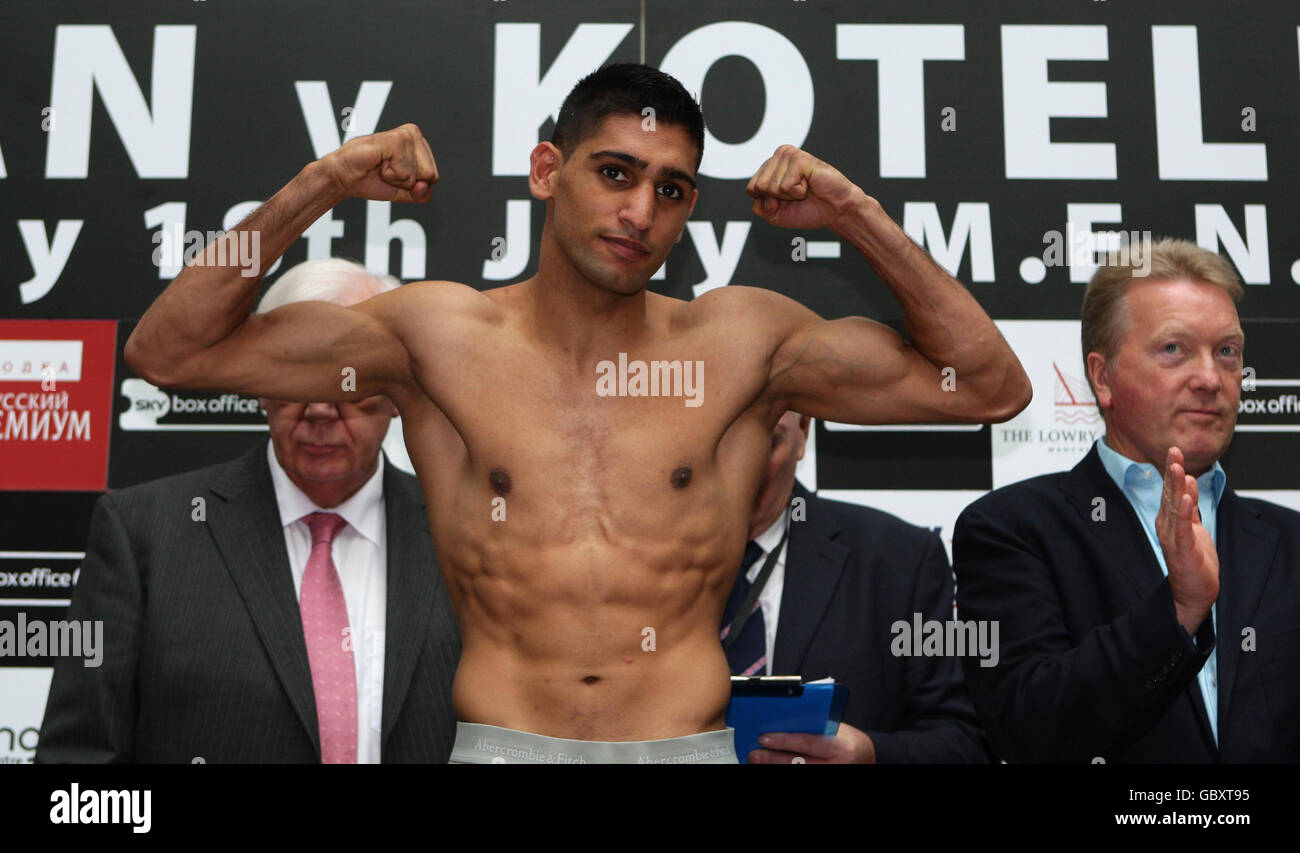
[38,258,460,764]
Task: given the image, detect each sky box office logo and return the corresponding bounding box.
[118,379,266,431]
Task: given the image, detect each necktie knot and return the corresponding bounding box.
[306,511,347,546]
[741,540,764,572]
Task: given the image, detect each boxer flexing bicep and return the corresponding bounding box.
[124,65,1032,760]
[724,145,1029,428]
[126,124,448,403]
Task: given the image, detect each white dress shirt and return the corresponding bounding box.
[266,440,387,764]
[744,508,791,676]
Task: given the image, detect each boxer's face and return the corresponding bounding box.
[1088,278,1243,477]
[748,411,811,538]
[535,113,699,295]
[261,395,398,504]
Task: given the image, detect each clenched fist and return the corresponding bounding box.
[746,145,864,231]
[323,123,439,203]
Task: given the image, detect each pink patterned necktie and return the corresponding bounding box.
[300,511,357,764]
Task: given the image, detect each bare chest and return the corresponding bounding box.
[404,330,771,536]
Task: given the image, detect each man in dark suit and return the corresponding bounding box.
[730,412,990,763]
[954,238,1300,763]
[37,259,460,763]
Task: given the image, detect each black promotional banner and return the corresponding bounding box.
[3,0,1296,497]
[2,1,1296,322]
[1,0,1296,768]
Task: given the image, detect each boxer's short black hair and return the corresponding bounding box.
[552,63,705,170]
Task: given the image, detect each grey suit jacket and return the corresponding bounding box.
[36,444,460,763]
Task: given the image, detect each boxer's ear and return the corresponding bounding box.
[529,142,562,200]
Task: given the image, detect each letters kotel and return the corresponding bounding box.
[5,20,1284,303]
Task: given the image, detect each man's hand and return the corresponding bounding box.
[1157,446,1219,634]
[747,721,877,764]
[323,123,439,203]
[746,145,865,231]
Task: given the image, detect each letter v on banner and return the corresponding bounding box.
[295,81,394,157]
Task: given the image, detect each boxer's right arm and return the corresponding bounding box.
[126,125,439,402]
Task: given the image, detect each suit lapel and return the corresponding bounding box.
[379,461,440,749]
[1061,446,1167,598]
[1213,490,1278,728]
[206,445,321,756]
[1064,444,1217,749]
[772,482,850,675]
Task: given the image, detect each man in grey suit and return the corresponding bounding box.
[37,259,460,763]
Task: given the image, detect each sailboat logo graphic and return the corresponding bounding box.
[1053,363,1101,424]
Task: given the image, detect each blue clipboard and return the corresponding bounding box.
[726,676,850,763]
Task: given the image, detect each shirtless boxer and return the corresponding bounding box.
[126,64,1031,763]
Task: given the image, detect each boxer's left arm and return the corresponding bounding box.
[747,146,1031,425]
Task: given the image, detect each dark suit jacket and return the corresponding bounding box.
[770,482,990,762]
[953,444,1300,763]
[37,445,461,763]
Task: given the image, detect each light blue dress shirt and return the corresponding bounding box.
[1095,436,1226,744]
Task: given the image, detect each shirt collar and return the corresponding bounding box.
[265,439,386,545]
[1096,435,1227,506]
[752,505,791,554]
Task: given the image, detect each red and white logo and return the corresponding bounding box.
[0,321,117,490]
[1051,361,1100,425]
